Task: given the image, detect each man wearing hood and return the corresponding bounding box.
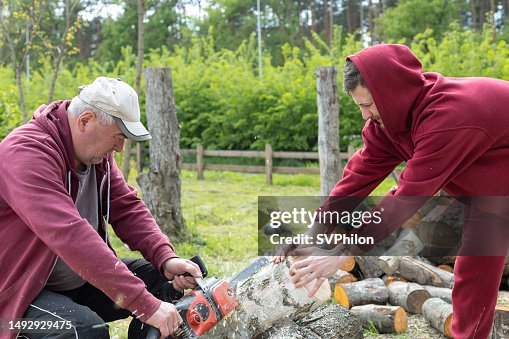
[0,77,202,338]
[276,44,509,338]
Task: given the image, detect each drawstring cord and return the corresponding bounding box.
[105,161,111,243]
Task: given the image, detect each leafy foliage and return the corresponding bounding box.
[2,22,509,153]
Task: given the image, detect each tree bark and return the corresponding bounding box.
[334,278,389,308]
[255,304,363,339]
[316,67,341,196]
[422,298,453,338]
[203,259,331,338]
[384,228,423,256]
[355,256,384,279]
[137,68,184,238]
[351,304,407,334]
[422,285,452,304]
[378,256,401,276]
[398,257,454,289]
[388,281,431,314]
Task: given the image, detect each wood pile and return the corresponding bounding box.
[207,194,509,338]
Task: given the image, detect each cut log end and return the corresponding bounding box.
[394,307,408,333]
[334,284,350,309]
[340,257,356,272]
[350,304,407,334]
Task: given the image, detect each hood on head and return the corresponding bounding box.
[347,44,425,142]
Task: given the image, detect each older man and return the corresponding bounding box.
[276,44,509,338]
[0,77,201,338]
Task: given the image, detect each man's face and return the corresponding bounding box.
[73,111,126,169]
[350,85,383,128]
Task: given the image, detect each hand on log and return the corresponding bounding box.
[289,252,354,297]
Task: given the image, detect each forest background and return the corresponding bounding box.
[3,0,509,155]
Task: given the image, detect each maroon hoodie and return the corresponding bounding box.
[0,101,178,336]
[327,44,509,243]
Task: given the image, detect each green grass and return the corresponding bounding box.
[108,168,396,337]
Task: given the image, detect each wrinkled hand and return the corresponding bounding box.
[146,301,182,339]
[162,258,202,291]
[290,255,353,297]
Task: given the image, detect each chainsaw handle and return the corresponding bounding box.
[145,282,175,339]
[146,327,161,339]
[183,255,208,279]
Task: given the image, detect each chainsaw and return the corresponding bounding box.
[146,256,269,339]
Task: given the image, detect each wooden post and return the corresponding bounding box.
[137,67,185,238]
[316,67,341,196]
[136,143,142,174]
[265,143,273,185]
[348,145,355,160]
[196,144,204,180]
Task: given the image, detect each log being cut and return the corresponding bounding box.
[203,257,330,338]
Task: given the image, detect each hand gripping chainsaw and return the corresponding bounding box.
[146,256,269,339]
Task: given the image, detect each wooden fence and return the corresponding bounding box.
[180,143,356,185]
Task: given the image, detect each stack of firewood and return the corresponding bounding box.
[330,255,454,336]
[205,194,509,338]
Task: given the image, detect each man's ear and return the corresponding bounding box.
[77,110,96,131]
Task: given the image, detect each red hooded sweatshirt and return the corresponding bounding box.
[0,101,178,337]
[327,44,509,244]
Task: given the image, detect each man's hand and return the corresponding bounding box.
[290,255,353,297]
[146,301,182,339]
[162,258,202,291]
[271,243,296,264]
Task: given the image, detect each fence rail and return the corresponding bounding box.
[179,143,356,185]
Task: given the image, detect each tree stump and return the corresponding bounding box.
[137,67,184,237]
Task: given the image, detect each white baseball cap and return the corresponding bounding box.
[77,77,151,141]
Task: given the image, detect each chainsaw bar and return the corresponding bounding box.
[229,257,270,290]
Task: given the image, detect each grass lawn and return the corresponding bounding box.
[108,169,396,338]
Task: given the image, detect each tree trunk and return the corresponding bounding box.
[137,68,184,238]
[472,0,478,31]
[388,281,431,314]
[316,67,341,196]
[203,259,331,338]
[334,278,389,308]
[422,298,453,338]
[398,257,454,288]
[48,0,77,103]
[351,305,407,334]
[123,0,145,179]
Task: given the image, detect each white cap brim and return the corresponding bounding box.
[114,117,152,142]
